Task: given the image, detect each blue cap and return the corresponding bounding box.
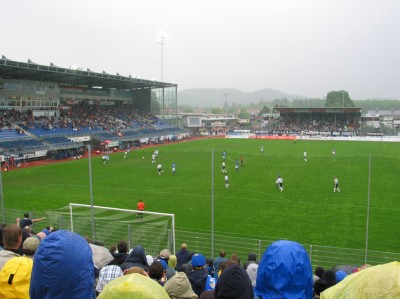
[335,270,347,283]
[191,254,206,268]
[156,259,168,270]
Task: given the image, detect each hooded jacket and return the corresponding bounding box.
[187,268,209,296]
[255,240,313,299]
[112,252,129,265]
[215,264,254,299]
[120,244,149,272]
[30,230,95,299]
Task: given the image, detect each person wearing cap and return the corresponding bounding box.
[187,254,215,297]
[23,236,40,259]
[160,248,176,280]
[176,243,189,271]
[164,271,198,299]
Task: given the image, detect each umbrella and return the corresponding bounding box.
[321,261,400,299]
[89,243,114,270]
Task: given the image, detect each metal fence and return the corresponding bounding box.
[175,227,400,269]
[2,207,400,269]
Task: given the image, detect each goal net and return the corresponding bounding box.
[46,203,175,257]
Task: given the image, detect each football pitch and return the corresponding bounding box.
[3,138,400,253]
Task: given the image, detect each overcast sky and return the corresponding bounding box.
[2,0,400,99]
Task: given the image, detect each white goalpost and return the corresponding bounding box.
[46,203,175,257]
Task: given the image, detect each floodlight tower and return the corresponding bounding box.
[339,90,347,107]
[158,34,167,120]
[224,93,230,118]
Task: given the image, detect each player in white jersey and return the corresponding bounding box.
[152,154,156,164]
[334,176,340,192]
[222,161,226,173]
[261,145,264,155]
[303,151,307,162]
[224,174,229,188]
[102,155,110,164]
[158,164,164,175]
[124,150,128,159]
[332,148,336,157]
[276,176,283,192]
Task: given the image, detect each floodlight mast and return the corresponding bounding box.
[158,34,167,120]
[339,90,346,108]
[224,93,230,118]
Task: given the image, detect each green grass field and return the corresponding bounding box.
[2,138,400,253]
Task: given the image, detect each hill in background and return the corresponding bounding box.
[178,88,302,107]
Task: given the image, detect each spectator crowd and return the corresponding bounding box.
[1,217,398,299]
[1,102,164,136]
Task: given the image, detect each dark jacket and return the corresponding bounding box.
[176,247,189,271]
[112,252,129,265]
[215,264,254,299]
[188,268,209,296]
[120,245,149,272]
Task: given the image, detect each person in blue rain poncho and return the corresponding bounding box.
[255,240,313,299]
[30,230,95,299]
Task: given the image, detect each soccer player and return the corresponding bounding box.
[124,150,128,159]
[261,145,264,155]
[276,176,283,192]
[136,199,145,221]
[334,176,340,192]
[222,151,226,161]
[224,174,229,189]
[17,213,46,230]
[332,148,336,157]
[172,163,176,174]
[235,159,239,171]
[303,151,307,162]
[152,153,157,164]
[158,164,163,175]
[102,155,110,164]
[222,161,226,173]
[240,155,244,167]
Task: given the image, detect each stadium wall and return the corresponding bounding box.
[226,133,400,142]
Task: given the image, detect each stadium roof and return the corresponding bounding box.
[275,107,361,114]
[0,57,177,90]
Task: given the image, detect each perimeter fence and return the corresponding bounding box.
[2,207,400,270]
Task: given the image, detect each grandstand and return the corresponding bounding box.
[264,107,361,136]
[0,57,181,161]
